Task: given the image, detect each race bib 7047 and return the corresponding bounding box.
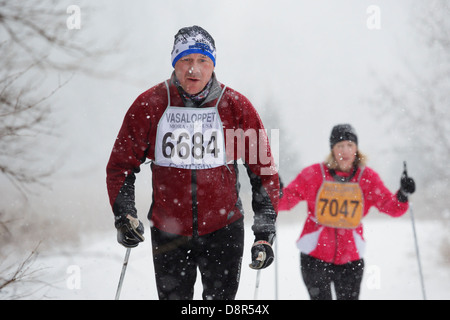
[315,181,364,229]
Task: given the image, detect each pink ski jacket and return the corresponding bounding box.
[279,163,409,264]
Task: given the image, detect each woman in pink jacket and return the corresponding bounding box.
[279,124,416,300]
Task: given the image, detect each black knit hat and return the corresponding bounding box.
[330,124,358,149]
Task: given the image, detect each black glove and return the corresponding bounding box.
[397,163,416,203]
[115,214,145,248]
[249,239,274,269]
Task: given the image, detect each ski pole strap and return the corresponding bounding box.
[252,240,272,247]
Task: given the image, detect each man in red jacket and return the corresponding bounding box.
[106,26,279,300]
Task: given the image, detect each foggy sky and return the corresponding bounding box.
[2,0,424,227]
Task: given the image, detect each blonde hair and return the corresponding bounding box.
[324,150,368,170]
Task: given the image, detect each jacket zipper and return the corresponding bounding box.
[192,169,198,238]
[332,228,338,263]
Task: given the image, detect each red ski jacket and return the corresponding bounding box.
[279,163,409,264]
[106,77,279,237]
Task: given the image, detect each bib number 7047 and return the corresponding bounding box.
[318,198,360,218]
[315,181,364,229]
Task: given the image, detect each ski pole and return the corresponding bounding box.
[251,251,265,300]
[409,203,426,300]
[404,161,426,300]
[274,225,279,300]
[115,247,131,300]
[254,269,261,300]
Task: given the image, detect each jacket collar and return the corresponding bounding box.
[170,72,222,108]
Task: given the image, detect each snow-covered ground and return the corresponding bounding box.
[1,213,448,300]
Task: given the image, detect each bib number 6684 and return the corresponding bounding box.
[162,130,220,160]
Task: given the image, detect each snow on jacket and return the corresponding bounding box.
[279,163,409,264]
[106,75,279,237]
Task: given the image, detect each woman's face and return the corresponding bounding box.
[332,140,357,172]
[174,53,214,95]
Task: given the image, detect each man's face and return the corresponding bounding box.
[174,53,214,95]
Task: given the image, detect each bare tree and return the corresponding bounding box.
[0,243,47,299]
[371,0,450,217]
[0,1,112,195]
[0,1,115,295]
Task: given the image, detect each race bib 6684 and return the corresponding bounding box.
[155,107,226,170]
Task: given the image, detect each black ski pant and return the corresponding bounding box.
[151,218,244,300]
[300,253,364,300]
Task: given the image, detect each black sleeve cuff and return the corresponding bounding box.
[396,190,408,203]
